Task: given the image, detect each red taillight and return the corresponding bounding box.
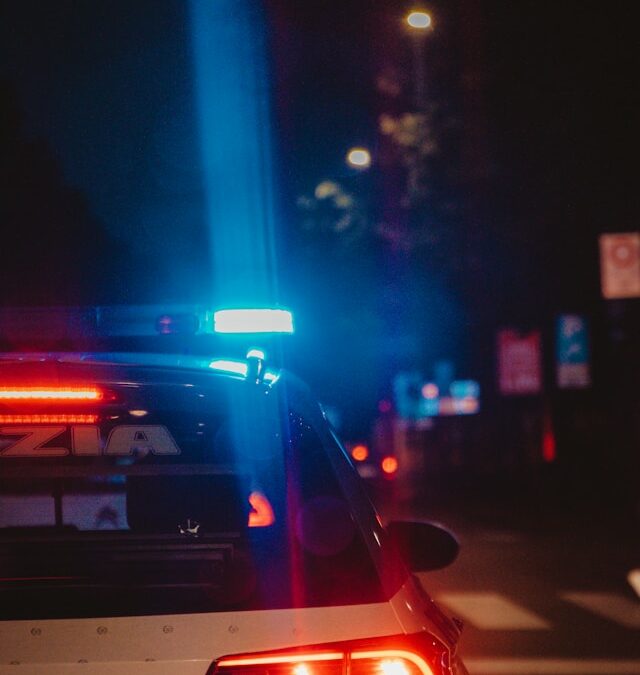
[219,653,343,668]
[542,430,556,462]
[0,414,98,424]
[542,411,556,463]
[0,387,103,401]
[209,634,446,675]
[217,650,434,674]
[247,491,275,527]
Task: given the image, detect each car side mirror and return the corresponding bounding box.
[387,520,459,572]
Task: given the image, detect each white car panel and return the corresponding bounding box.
[0,599,402,672]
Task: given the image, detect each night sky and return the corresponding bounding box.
[2,1,635,285]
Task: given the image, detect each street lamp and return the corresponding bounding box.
[406,10,432,30]
[346,147,372,170]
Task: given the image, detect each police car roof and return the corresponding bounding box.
[0,352,217,371]
[0,352,315,405]
[0,350,323,426]
[0,351,283,387]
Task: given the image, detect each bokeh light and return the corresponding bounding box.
[351,444,369,462]
[406,11,432,30]
[381,456,399,474]
[346,147,372,169]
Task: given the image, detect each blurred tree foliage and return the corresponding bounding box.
[296,180,369,255]
[293,57,460,260]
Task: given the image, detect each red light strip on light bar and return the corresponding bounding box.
[0,414,99,424]
[0,388,102,401]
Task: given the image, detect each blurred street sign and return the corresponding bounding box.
[497,330,542,395]
[556,314,591,388]
[393,371,480,418]
[599,232,640,299]
[393,371,423,420]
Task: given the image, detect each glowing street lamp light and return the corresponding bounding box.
[406,10,432,30]
[346,147,372,170]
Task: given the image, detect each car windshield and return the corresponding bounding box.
[0,365,383,619]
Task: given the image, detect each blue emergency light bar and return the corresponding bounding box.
[0,306,295,339]
[0,306,294,366]
[213,309,294,334]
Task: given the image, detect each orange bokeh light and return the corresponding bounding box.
[381,456,399,474]
[248,491,275,527]
[421,383,439,400]
[351,444,369,462]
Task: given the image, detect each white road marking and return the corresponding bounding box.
[628,569,640,599]
[436,592,551,630]
[562,592,640,629]
[465,658,640,674]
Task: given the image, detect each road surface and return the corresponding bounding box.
[380,495,640,675]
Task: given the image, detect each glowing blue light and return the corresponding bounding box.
[209,358,279,385]
[209,359,249,377]
[450,380,480,399]
[246,348,266,360]
[214,309,294,334]
[190,0,281,308]
[263,370,279,385]
[420,398,439,417]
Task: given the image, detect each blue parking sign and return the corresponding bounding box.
[556,315,591,388]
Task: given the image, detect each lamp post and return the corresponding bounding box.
[405,10,432,109]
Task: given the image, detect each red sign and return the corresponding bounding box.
[498,330,542,395]
[599,233,640,299]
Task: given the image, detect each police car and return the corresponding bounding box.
[0,307,467,674]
